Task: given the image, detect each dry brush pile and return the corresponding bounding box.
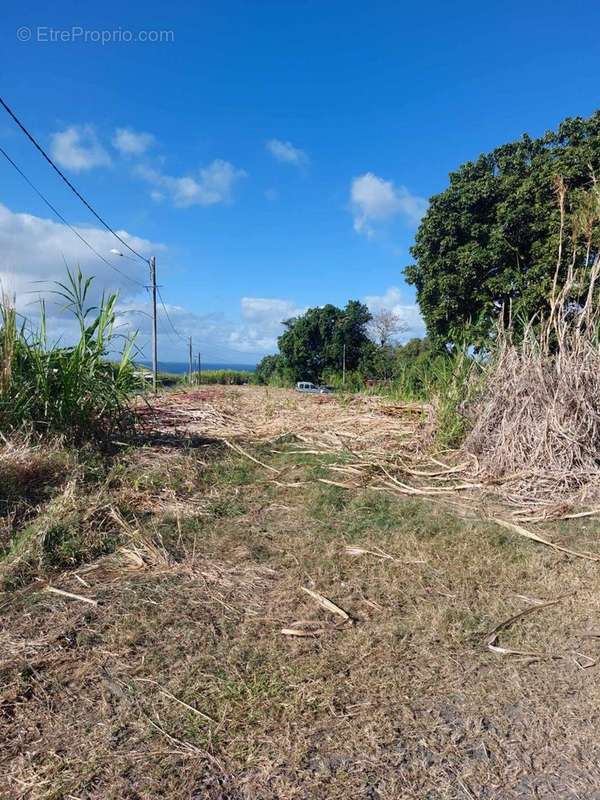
[464,178,600,516]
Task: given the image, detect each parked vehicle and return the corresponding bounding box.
[133,370,153,383]
[295,381,334,394]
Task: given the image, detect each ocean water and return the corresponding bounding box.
[138,361,256,374]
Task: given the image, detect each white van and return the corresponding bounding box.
[295,382,333,394]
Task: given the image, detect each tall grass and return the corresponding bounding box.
[0,269,138,441]
[466,264,600,485]
[320,370,366,393]
[359,351,481,447]
[423,350,481,448]
[186,369,254,386]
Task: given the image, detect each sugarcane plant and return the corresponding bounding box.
[0,268,138,441]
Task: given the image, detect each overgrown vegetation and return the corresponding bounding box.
[257,164,600,462]
[465,178,600,493]
[181,368,254,386]
[4,119,600,800]
[257,329,477,448]
[0,269,138,441]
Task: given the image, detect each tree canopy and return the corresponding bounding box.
[269,300,373,383]
[405,112,600,348]
[254,354,282,385]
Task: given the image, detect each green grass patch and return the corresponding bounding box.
[345,492,404,536]
[206,456,257,486]
[309,482,350,520]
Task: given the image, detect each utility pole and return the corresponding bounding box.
[197,351,201,384]
[188,336,193,384]
[150,256,158,393]
[342,343,346,385]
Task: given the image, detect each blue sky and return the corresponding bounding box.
[1,1,599,364]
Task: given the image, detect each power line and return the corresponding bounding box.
[0,144,146,289]
[156,312,183,346]
[157,288,243,359]
[119,307,153,320]
[157,287,187,342]
[0,95,149,265]
[0,101,242,366]
[157,290,248,360]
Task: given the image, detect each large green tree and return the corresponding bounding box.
[405,112,600,347]
[254,354,282,385]
[277,301,372,382]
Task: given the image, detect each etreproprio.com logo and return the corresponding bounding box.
[16,26,175,44]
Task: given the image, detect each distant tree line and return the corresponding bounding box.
[254,300,436,391]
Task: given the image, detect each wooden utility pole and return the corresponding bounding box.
[342,343,346,385]
[188,336,193,384]
[150,256,158,393]
[197,351,201,384]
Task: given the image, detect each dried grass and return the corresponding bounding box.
[465,314,600,502]
[139,384,587,524]
[138,386,429,458]
[5,444,600,798]
[137,211,600,527]
[464,178,600,513]
[7,381,600,797]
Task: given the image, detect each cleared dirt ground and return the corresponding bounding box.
[3,387,600,799]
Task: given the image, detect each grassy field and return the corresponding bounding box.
[3,387,600,799]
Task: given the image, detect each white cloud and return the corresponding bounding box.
[351,173,427,237]
[363,286,426,341]
[240,297,299,323]
[0,203,158,308]
[115,295,303,361]
[121,288,422,363]
[0,202,296,362]
[50,125,111,172]
[136,160,247,207]
[112,127,156,156]
[229,297,304,352]
[116,300,231,355]
[0,203,166,357]
[266,139,309,166]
